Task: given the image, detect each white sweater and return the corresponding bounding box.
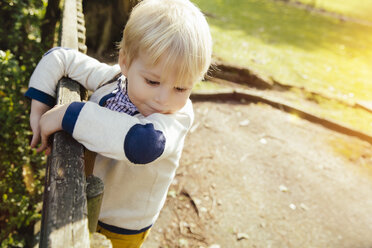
[26,48,194,231]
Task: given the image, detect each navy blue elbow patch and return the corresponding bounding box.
[124,123,166,164]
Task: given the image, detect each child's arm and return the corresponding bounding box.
[30,99,51,150]
[26,47,120,150]
[36,104,69,153]
[25,47,121,108]
[38,100,194,164]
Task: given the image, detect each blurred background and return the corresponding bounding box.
[1,0,372,247]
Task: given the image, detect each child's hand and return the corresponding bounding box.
[30,100,51,149]
[37,104,69,154]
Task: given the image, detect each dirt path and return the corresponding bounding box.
[143,100,372,248]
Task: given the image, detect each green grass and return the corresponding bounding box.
[193,80,372,135]
[192,0,372,101]
[295,0,372,23]
[193,80,226,91]
[287,88,372,134]
[327,136,372,175]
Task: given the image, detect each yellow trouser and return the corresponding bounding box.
[96,224,151,248]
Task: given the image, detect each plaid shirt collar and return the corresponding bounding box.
[105,76,139,116]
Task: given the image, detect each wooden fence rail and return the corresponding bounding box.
[38,0,108,247]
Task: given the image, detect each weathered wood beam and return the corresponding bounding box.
[38,0,109,246]
[39,79,90,248]
[39,0,90,247]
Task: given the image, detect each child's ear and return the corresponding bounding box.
[119,49,128,76]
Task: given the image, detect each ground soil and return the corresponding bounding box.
[90,50,372,248]
[143,97,372,248]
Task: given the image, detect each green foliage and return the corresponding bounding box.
[0,0,46,247]
[192,0,372,135]
[294,0,372,22]
[193,0,372,101]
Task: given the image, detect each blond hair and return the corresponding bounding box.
[119,0,212,87]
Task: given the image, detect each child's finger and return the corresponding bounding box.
[30,133,40,148]
[45,146,52,156]
[36,135,48,153]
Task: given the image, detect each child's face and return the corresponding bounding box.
[119,52,193,117]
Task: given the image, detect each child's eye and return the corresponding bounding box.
[175,87,187,93]
[146,79,160,85]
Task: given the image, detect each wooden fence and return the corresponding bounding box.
[37,0,109,247]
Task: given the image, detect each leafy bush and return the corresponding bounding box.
[0,0,47,247]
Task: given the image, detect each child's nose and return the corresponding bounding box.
[155,88,170,105]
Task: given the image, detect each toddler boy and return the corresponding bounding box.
[26,0,212,247]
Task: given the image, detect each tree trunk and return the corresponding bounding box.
[83,0,138,56]
[41,0,61,49]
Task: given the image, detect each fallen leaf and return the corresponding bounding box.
[300,203,309,211]
[200,207,208,213]
[237,232,249,241]
[260,138,267,144]
[279,185,288,192]
[289,203,296,210]
[179,238,188,246]
[239,119,250,126]
[167,190,176,198]
[209,244,221,248]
